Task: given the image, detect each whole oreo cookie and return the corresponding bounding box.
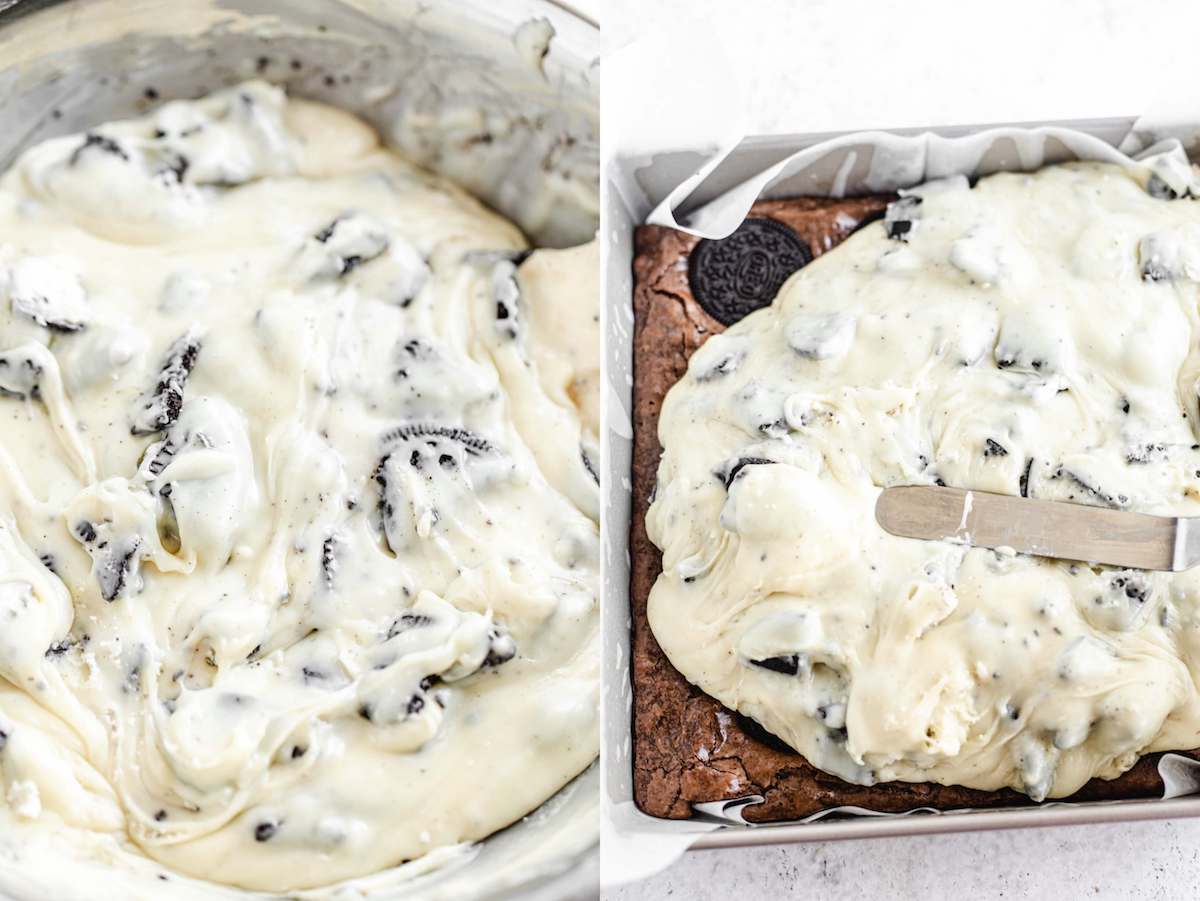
[688,218,813,326]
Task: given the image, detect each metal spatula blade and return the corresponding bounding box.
[875,485,1197,572]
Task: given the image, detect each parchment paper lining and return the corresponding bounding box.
[647,124,1200,239]
[692,755,1200,826]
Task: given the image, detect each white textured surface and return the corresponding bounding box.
[603,0,1200,134]
[604,819,1200,900]
[602,0,1200,897]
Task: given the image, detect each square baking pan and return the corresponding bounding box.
[600,116,1200,880]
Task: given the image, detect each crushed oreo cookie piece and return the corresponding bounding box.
[141,438,177,477]
[45,638,73,657]
[0,348,44,400]
[996,348,1046,372]
[693,347,746,381]
[492,259,521,340]
[253,820,278,842]
[884,195,923,241]
[483,624,517,667]
[309,213,389,278]
[69,132,130,166]
[131,332,201,435]
[785,312,857,361]
[320,535,339,588]
[7,258,92,332]
[73,520,143,601]
[379,423,495,456]
[374,422,511,552]
[717,456,775,489]
[154,149,191,185]
[1111,572,1151,605]
[386,612,433,639]
[1087,571,1156,631]
[1019,457,1034,497]
[1048,466,1127,509]
[748,654,803,676]
[1138,231,1196,283]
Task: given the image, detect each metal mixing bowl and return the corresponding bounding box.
[0,1,598,898]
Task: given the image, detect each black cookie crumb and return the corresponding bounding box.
[253,820,278,842]
[884,195,923,241]
[748,655,802,676]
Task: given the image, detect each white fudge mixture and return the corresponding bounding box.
[647,162,1200,801]
[0,82,598,893]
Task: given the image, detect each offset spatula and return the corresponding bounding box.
[875,485,1199,572]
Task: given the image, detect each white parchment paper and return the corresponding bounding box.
[647,123,1200,239]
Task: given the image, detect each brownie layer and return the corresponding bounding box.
[629,195,1193,821]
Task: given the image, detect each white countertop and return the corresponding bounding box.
[603,0,1200,135]
[604,818,1200,900]
[601,0,1200,897]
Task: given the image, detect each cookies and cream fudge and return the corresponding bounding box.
[0,81,598,894]
[646,162,1200,801]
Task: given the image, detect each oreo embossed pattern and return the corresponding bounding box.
[688,218,813,325]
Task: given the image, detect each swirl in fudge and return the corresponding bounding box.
[0,82,598,893]
[647,162,1200,801]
